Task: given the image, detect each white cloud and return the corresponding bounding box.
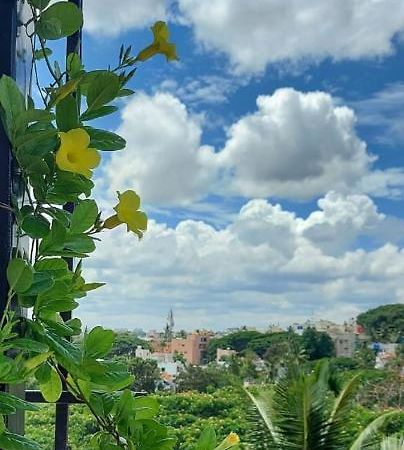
[100,88,404,206]
[82,192,404,330]
[178,0,404,74]
[83,0,167,35]
[217,88,376,199]
[351,83,404,146]
[160,75,244,105]
[101,92,216,205]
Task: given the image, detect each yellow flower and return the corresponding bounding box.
[216,432,240,449]
[103,190,147,238]
[55,128,100,178]
[135,21,178,62]
[226,433,240,445]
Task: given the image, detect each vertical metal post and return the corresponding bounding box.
[0,0,17,320]
[0,0,27,439]
[54,2,82,448]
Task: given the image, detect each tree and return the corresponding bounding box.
[175,365,234,393]
[207,331,265,361]
[357,304,404,343]
[247,332,300,358]
[301,327,335,360]
[246,362,401,449]
[110,330,151,356]
[356,345,376,369]
[114,356,160,392]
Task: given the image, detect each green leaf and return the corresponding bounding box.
[117,88,135,97]
[41,319,76,337]
[21,272,54,296]
[70,199,98,233]
[65,318,82,335]
[0,415,5,435]
[48,75,83,107]
[82,282,105,292]
[64,234,96,254]
[0,392,39,413]
[80,105,118,121]
[84,326,115,359]
[89,392,115,417]
[85,127,126,151]
[56,94,79,131]
[39,366,62,402]
[67,52,83,77]
[134,396,159,419]
[0,75,25,140]
[35,362,52,384]
[10,338,49,353]
[34,47,52,60]
[21,214,50,238]
[86,71,120,110]
[7,258,34,293]
[24,352,53,372]
[39,219,67,254]
[34,258,68,277]
[36,1,83,40]
[15,128,57,148]
[195,427,217,450]
[46,170,94,204]
[0,432,43,450]
[15,109,54,131]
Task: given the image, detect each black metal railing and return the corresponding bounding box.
[0,1,84,448]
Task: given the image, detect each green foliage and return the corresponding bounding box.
[301,327,335,360]
[35,2,83,40]
[207,331,264,361]
[113,356,160,393]
[357,304,404,343]
[175,365,236,393]
[0,5,186,448]
[110,330,151,357]
[246,362,403,450]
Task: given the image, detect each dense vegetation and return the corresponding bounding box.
[357,304,404,343]
[207,327,335,362]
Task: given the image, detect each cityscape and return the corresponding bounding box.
[0,1,403,449]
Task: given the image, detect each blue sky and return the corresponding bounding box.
[43,0,404,331]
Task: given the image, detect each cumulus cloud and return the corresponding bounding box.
[83,0,168,35]
[101,92,216,205]
[82,193,404,330]
[99,88,404,206]
[178,0,404,74]
[218,88,380,199]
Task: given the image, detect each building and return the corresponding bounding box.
[148,330,212,365]
[331,332,357,358]
[170,331,212,365]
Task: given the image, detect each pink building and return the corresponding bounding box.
[150,331,212,365]
[170,332,211,365]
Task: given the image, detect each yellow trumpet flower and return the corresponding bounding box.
[135,21,178,62]
[103,190,147,238]
[55,128,100,178]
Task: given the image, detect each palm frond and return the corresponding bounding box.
[271,372,329,450]
[349,411,400,450]
[245,388,278,445]
[380,435,404,450]
[323,373,362,449]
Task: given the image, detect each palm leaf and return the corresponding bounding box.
[380,435,404,450]
[349,411,400,450]
[323,373,362,449]
[245,387,278,445]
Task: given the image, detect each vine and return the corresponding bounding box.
[0,1,240,449]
